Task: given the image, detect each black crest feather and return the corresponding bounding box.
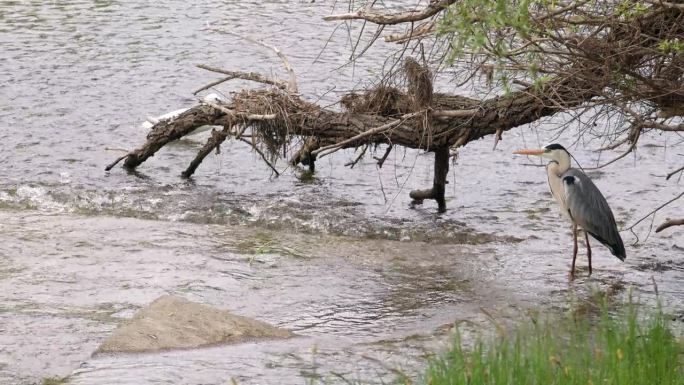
[544,143,567,151]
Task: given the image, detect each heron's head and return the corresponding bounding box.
[513,143,571,164]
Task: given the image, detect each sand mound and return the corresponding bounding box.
[97,295,293,353]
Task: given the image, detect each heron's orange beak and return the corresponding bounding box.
[513,148,545,156]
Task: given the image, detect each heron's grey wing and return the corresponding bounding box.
[562,169,626,260]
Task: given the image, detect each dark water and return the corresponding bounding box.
[1,1,682,384]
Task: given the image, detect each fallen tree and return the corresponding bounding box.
[107,1,683,223]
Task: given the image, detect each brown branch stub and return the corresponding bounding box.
[493,128,503,150]
[105,153,131,171]
[323,0,456,24]
[655,219,684,233]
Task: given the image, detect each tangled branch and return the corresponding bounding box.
[108,1,683,216]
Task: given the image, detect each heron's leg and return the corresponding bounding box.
[584,231,592,275]
[571,223,578,278]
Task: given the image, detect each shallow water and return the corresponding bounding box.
[1,1,682,384]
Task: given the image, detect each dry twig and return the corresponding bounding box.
[384,21,436,43]
[209,29,299,94]
[244,39,298,94]
[623,191,684,242]
[193,75,235,95]
[203,100,276,121]
[324,0,456,24]
[313,112,421,157]
[196,64,289,90]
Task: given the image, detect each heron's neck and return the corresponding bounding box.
[547,157,570,176]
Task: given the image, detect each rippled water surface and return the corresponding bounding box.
[1,1,683,384]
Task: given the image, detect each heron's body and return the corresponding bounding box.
[515,144,625,277]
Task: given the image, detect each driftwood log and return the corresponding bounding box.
[107,5,683,213]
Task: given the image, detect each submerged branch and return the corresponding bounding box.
[182,127,231,178]
[238,138,280,176]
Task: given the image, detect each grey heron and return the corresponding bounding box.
[513,144,626,277]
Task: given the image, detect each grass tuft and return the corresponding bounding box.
[426,301,683,385]
[42,377,68,385]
